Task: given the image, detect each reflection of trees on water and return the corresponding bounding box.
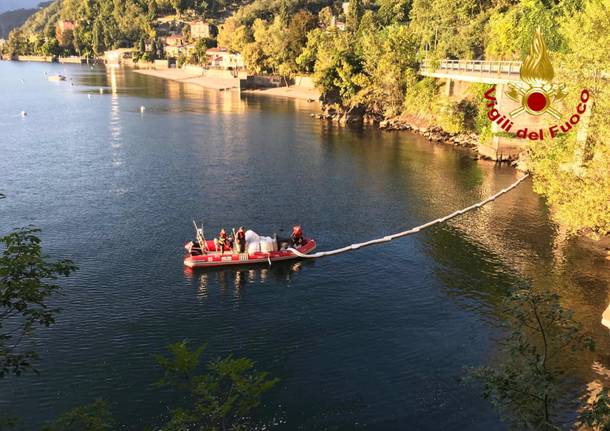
[423,222,609,385]
[184,260,315,299]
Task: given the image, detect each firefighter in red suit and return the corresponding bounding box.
[291,225,304,247]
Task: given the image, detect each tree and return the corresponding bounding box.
[156,341,279,431]
[6,28,28,57]
[0,226,77,378]
[91,19,104,56]
[346,0,364,32]
[217,18,250,51]
[171,0,184,15]
[485,0,563,60]
[408,0,480,58]
[296,27,324,73]
[42,38,61,56]
[528,0,610,238]
[377,0,412,25]
[580,387,610,430]
[357,22,418,117]
[318,6,333,28]
[284,10,317,73]
[467,288,595,430]
[41,400,114,431]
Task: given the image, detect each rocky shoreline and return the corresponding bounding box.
[378,119,480,151]
[311,109,481,156]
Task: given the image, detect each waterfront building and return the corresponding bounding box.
[164,42,195,58]
[165,34,185,47]
[205,47,244,69]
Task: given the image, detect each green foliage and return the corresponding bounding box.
[377,0,412,25]
[580,388,610,430]
[346,0,364,32]
[0,226,77,378]
[156,340,279,431]
[485,0,564,59]
[217,18,251,52]
[529,136,610,238]
[41,400,114,431]
[467,288,595,430]
[434,98,466,134]
[408,0,481,58]
[357,23,418,116]
[528,0,610,238]
[14,0,156,57]
[311,29,366,106]
[5,28,30,57]
[404,77,438,118]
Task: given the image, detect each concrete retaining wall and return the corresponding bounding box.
[15,55,53,62]
[58,56,84,64]
[294,75,316,89]
[239,75,284,89]
[154,59,170,69]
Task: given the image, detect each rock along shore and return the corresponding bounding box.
[311,109,481,157]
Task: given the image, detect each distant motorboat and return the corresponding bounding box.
[48,74,67,82]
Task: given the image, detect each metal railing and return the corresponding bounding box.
[420,59,522,76]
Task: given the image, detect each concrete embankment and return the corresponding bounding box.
[1,55,101,63]
[134,66,320,101]
[134,68,239,90]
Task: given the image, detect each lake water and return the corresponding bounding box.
[1,61,609,430]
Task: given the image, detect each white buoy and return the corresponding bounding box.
[20,111,27,117]
[140,106,146,113]
[88,94,92,100]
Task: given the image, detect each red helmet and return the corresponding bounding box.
[292,225,302,236]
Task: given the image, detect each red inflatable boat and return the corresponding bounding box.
[183,224,316,268]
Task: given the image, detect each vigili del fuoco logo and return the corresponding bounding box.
[484,27,589,141]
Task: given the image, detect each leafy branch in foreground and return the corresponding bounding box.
[0,226,77,378]
[156,340,279,431]
[41,399,114,431]
[466,288,596,430]
[580,386,610,430]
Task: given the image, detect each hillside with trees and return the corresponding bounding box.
[0,8,39,39]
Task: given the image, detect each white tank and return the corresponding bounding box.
[245,230,260,243]
[260,237,274,253]
[247,241,260,254]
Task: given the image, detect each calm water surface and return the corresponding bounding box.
[1,61,609,430]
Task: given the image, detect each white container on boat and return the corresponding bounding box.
[247,241,260,254]
[260,237,274,253]
[245,230,260,243]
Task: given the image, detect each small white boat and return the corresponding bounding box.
[48,74,67,82]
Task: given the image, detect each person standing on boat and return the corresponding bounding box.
[236,227,246,253]
[217,229,228,253]
[291,225,304,247]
